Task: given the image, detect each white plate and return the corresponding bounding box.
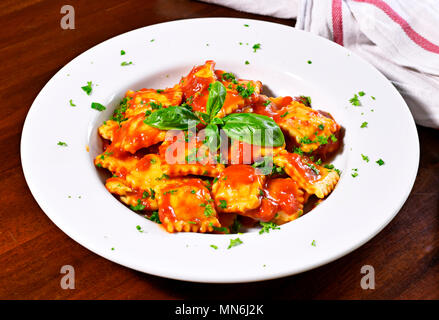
[21,18,419,283]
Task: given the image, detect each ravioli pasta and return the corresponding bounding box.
[95,60,342,233]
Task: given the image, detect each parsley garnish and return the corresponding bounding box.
[245,60,250,65]
[306,163,320,175]
[349,94,361,106]
[360,121,368,128]
[351,168,359,178]
[156,173,169,181]
[236,83,255,98]
[69,99,76,107]
[280,111,289,118]
[147,211,161,224]
[307,60,312,64]
[311,240,316,246]
[81,81,92,95]
[361,154,369,162]
[121,61,132,66]
[156,89,164,93]
[358,91,366,96]
[218,200,227,209]
[376,159,385,166]
[57,141,68,146]
[259,221,280,234]
[252,43,261,52]
[227,238,243,249]
[91,102,106,111]
[210,244,218,250]
[300,136,313,144]
[130,199,145,211]
[244,24,249,27]
[111,97,129,124]
[120,50,126,55]
[316,135,328,145]
[136,225,144,233]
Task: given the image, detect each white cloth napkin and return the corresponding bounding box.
[199,0,439,128]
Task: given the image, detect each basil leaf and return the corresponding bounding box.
[206,81,227,121]
[195,111,210,125]
[202,124,220,151]
[222,113,285,147]
[144,106,200,130]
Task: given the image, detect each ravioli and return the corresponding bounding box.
[124,86,183,119]
[243,178,306,223]
[159,130,224,177]
[110,113,166,154]
[212,165,265,213]
[156,178,221,233]
[273,151,339,198]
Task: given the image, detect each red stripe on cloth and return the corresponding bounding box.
[354,0,439,54]
[332,0,344,46]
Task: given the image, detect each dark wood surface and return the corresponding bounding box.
[0,0,437,300]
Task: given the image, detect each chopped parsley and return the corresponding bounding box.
[307,60,312,64]
[311,240,316,247]
[121,61,132,66]
[349,94,361,106]
[200,203,214,217]
[371,96,376,100]
[91,102,106,111]
[306,163,320,175]
[244,24,249,27]
[259,221,280,234]
[222,72,238,84]
[280,111,289,118]
[358,91,366,96]
[376,158,385,166]
[245,60,250,65]
[211,224,229,234]
[69,99,76,107]
[147,211,161,224]
[218,200,227,209]
[360,121,368,128]
[156,89,164,93]
[300,136,313,145]
[252,43,261,52]
[130,199,145,211]
[227,238,243,249]
[318,124,325,130]
[81,81,93,95]
[330,134,338,142]
[361,154,370,162]
[136,225,144,233]
[142,190,150,199]
[316,135,328,145]
[57,141,68,146]
[230,218,242,234]
[263,100,271,106]
[156,173,169,180]
[210,244,218,250]
[351,168,359,178]
[163,189,178,195]
[120,50,126,55]
[149,101,162,110]
[111,97,129,124]
[149,188,156,200]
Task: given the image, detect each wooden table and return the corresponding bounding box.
[0,0,437,300]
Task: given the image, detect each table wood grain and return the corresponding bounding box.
[0,0,437,300]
